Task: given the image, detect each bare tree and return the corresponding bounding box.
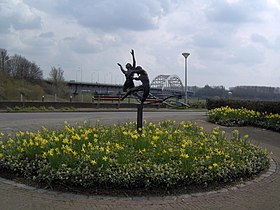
[9,54,43,82]
[48,66,65,85]
[48,66,68,98]
[0,48,10,74]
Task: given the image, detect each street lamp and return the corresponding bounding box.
[76,70,80,82]
[76,66,82,82]
[91,72,95,83]
[182,52,190,106]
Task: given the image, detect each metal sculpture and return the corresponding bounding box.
[117,49,150,132]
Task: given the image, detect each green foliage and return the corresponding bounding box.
[5,106,76,112]
[188,98,206,109]
[208,106,280,132]
[47,106,55,111]
[0,78,45,101]
[194,85,228,99]
[230,86,280,100]
[207,98,280,114]
[0,121,269,191]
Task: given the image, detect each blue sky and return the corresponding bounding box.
[1,0,280,88]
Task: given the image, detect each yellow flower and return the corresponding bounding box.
[105,146,110,154]
[115,143,122,150]
[208,165,213,170]
[42,152,47,159]
[152,135,159,141]
[102,156,108,161]
[47,148,54,156]
[62,138,69,144]
[64,145,72,153]
[206,155,210,160]
[123,131,128,136]
[141,133,146,138]
[91,160,97,166]
[213,163,218,168]
[138,149,146,155]
[55,148,61,155]
[212,131,219,136]
[72,151,78,157]
[217,150,223,156]
[17,147,24,152]
[184,154,189,159]
[199,132,205,137]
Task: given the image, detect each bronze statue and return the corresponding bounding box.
[117,49,150,104]
[117,50,136,92]
[121,66,150,103]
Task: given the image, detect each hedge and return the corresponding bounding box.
[206,99,280,114]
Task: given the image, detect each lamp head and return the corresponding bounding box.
[182,52,190,58]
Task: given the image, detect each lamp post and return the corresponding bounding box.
[91,72,95,83]
[76,70,80,82]
[182,52,190,106]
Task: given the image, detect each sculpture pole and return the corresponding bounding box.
[137,103,143,133]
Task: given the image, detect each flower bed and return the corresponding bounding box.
[0,120,269,193]
[208,106,280,132]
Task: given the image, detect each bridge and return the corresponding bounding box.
[67,74,185,98]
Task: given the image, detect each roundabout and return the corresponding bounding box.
[0,111,279,209]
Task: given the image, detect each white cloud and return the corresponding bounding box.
[0,0,279,88]
[0,0,41,31]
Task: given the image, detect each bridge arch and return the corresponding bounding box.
[151,74,184,92]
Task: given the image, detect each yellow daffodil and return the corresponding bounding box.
[102,156,108,161]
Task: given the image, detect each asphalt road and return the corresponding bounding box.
[0,110,207,133]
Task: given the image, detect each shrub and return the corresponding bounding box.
[206,99,280,114]
[208,106,280,132]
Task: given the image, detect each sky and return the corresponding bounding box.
[1,0,280,88]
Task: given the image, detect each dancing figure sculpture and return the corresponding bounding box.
[117,49,150,133]
[117,49,136,92]
[121,66,150,104]
[117,49,150,104]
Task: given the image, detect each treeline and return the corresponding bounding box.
[0,48,68,101]
[0,49,43,83]
[190,85,280,101]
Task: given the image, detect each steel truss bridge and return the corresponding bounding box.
[67,74,185,98]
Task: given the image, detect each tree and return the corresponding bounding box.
[48,66,68,98]
[48,66,65,85]
[9,54,43,83]
[0,48,10,75]
[195,85,227,98]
